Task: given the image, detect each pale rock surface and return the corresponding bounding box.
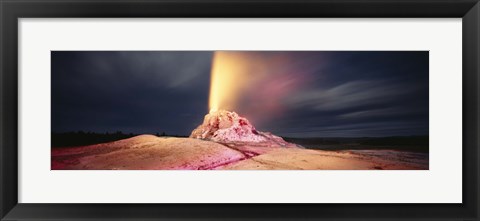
[51,111,428,170]
[51,135,246,170]
[51,135,428,170]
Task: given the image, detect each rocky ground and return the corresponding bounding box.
[52,135,428,170]
[52,110,428,170]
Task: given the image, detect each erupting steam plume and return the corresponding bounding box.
[192,51,301,147]
[207,51,308,120]
[208,51,253,112]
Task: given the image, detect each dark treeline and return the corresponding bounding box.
[283,135,429,153]
[51,131,187,148]
[52,132,428,153]
[359,136,428,147]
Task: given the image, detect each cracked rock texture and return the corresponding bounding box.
[190,110,298,148]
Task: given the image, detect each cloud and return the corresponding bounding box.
[80,51,213,90]
[52,51,428,137]
[339,106,424,119]
[287,80,418,111]
[272,121,428,137]
[51,51,213,134]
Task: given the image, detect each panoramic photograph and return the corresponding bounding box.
[51,51,429,170]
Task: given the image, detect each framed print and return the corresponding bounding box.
[1,0,479,220]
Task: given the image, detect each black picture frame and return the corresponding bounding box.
[1,0,479,220]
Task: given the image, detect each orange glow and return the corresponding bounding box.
[209,51,260,112]
[208,51,309,124]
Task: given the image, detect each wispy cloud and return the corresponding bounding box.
[339,106,424,119]
[287,80,418,111]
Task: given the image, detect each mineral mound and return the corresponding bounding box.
[190,110,297,148]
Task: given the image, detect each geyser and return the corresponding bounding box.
[199,51,300,146]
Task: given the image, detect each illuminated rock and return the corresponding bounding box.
[190,110,296,147]
[51,135,428,170]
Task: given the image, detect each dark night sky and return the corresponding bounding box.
[52,51,428,137]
